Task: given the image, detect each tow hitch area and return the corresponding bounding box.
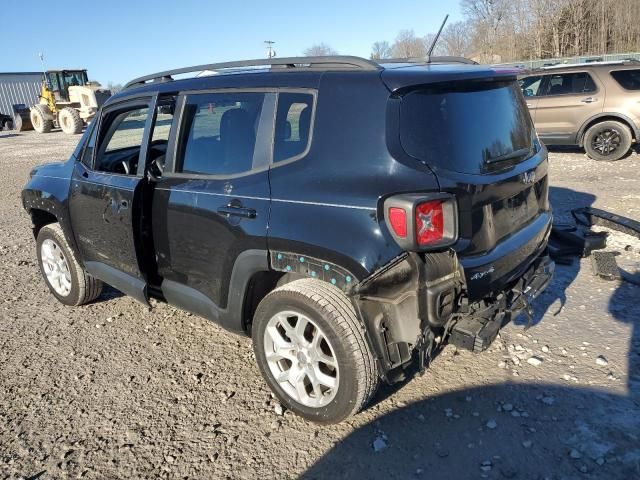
[449,255,554,353]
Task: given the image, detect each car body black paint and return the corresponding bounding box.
[22,59,552,379]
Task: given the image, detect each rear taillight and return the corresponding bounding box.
[388,207,407,238]
[383,194,457,251]
[415,200,444,246]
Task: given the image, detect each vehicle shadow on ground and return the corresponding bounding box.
[513,185,596,329]
[303,185,640,479]
[302,381,640,479]
[304,312,640,479]
[95,284,124,302]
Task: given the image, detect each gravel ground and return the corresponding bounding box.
[1,130,639,480]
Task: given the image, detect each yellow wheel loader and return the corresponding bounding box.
[29,70,111,134]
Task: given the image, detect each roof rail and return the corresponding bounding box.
[381,56,478,65]
[537,59,640,70]
[124,56,381,89]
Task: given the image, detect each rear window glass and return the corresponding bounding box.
[610,69,640,90]
[399,82,535,173]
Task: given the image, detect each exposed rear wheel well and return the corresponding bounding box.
[30,209,58,237]
[580,116,636,146]
[241,271,308,333]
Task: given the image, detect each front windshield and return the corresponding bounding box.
[62,71,87,87]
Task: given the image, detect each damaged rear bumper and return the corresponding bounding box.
[351,251,555,383]
[449,254,554,353]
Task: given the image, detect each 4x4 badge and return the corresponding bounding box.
[521,171,536,184]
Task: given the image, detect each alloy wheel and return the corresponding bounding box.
[263,310,339,408]
[40,238,72,296]
[592,128,622,156]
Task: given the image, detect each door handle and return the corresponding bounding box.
[581,97,597,103]
[217,204,257,219]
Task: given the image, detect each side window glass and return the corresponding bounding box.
[95,106,149,175]
[519,76,542,97]
[152,102,174,143]
[544,72,596,96]
[583,73,597,93]
[176,92,265,175]
[611,69,640,90]
[80,121,98,167]
[274,93,314,162]
[147,100,175,174]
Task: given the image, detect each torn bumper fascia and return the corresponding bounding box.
[350,251,463,381]
[349,251,555,382]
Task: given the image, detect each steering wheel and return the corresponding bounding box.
[147,155,165,182]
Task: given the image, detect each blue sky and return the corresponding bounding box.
[2,0,462,85]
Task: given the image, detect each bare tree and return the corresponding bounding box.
[439,21,471,56]
[303,43,338,56]
[370,41,392,60]
[365,0,640,65]
[391,30,427,58]
[106,82,123,94]
[462,0,509,62]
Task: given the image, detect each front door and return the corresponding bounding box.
[534,71,604,143]
[152,90,275,329]
[519,74,543,122]
[69,96,155,304]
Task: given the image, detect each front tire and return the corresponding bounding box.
[36,224,103,306]
[58,107,83,134]
[30,105,53,133]
[252,279,378,424]
[583,120,632,161]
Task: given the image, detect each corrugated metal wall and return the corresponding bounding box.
[0,73,42,116]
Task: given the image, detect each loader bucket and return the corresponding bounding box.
[12,104,33,131]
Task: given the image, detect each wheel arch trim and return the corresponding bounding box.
[578,112,639,146]
[23,189,82,259]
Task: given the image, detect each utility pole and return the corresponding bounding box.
[264,40,276,59]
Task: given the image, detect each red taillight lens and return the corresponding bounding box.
[415,200,444,246]
[388,207,407,238]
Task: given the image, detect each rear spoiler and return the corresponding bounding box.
[381,66,522,93]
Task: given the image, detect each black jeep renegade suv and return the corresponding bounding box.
[22,56,554,423]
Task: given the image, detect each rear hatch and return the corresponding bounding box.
[384,64,551,299]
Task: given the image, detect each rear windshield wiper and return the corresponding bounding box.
[486,147,532,164]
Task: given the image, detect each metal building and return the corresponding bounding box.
[0,72,42,116]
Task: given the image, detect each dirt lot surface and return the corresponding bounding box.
[1,130,639,480]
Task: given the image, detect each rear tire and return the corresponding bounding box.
[14,114,24,131]
[30,105,53,133]
[583,120,632,161]
[36,223,103,306]
[58,107,83,134]
[252,278,378,424]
